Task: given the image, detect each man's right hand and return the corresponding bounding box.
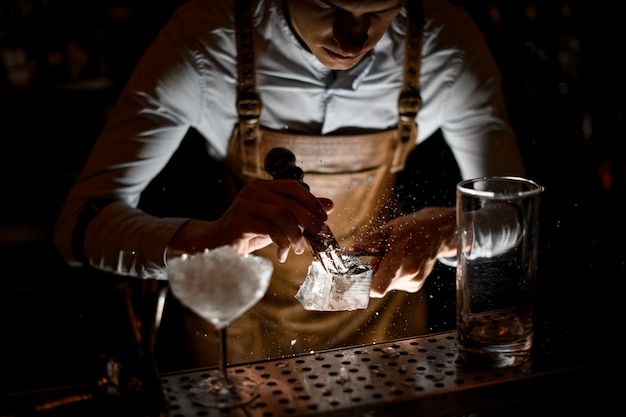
[166,179,333,263]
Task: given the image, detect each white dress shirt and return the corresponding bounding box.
[54,0,524,277]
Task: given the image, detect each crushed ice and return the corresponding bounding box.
[167,246,273,328]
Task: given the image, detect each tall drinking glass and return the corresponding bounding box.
[167,246,273,408]
[456,176,543,368]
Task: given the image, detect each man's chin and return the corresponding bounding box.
[317,49,362,70]
[318,57,360,71]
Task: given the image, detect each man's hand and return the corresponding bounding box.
[350,207,457,297]
[167,179,333,262]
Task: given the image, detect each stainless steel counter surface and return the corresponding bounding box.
[161,310,600,417]
[0,309,604,417]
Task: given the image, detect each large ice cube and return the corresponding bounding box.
[295,252,372,311]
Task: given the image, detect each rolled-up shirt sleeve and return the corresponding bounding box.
[53,10,209,278]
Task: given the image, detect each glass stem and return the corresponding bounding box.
[217,326,230,386]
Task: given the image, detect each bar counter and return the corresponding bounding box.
[1,305,603,417]
[161,309,600,417]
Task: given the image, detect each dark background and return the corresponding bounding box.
[0,0,623,397]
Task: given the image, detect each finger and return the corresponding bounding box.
[266,223,306,262]
[317,197,334,213]
[369,258,395,297]
[235,235,273,254]
[225,203,306,261]
[251,210,306,260]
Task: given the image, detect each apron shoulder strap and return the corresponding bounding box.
[235,0,263,177]
[393,0,424,172]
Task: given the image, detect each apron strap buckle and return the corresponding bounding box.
[393,91,421,173]
[237,92,263,176]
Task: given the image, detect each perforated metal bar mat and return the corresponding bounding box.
[162,315,596,417]
[0,311,597,417]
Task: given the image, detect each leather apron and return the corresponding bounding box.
[182,0,428,366]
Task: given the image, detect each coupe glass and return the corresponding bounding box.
[167,246,273,408]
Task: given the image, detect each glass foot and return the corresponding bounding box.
[189,374,259,408]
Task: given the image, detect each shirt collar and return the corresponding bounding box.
[329,51,376,90]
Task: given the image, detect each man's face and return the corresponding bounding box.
[285,0,406,71]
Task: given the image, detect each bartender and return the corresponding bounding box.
[53,0,525,367]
